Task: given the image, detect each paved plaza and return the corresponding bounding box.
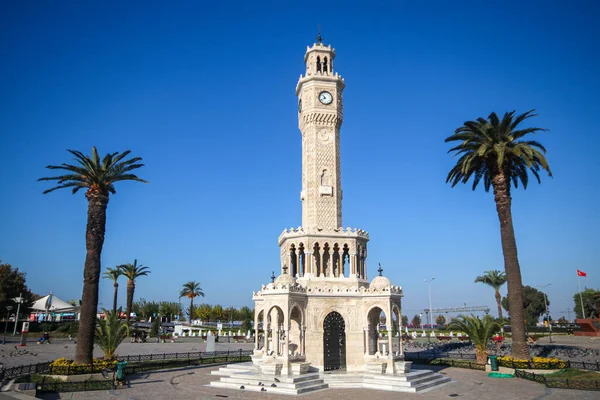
[2,335,600,399]
[5,364,595,400]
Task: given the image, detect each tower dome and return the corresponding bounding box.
[274,273,296,287]
[370,275,392,290]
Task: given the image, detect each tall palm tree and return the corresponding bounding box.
[103,266,122,314]
[179,281,204,321]
[120,260,151,324]
[475,270,507,320]
[445,110,551,359]
[39,147,147,364]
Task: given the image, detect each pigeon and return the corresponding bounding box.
[240,385,245,389]
[64,346,68,348]
[274,378,280,382]
[261,388,267,392]
[271,383,277,387]
[258,382,263,386]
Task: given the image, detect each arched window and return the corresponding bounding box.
[323,57,328,74]
[316,56,321,72]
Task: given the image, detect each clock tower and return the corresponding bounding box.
[277,37,369,282]
[296,40,345,230]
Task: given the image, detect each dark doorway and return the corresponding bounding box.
[323,311,346,371]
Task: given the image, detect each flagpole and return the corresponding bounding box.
[578,275,585,319]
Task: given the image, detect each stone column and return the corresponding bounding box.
[351,253,357,276]
[386,306,393,356]
[305,251,313,276]
[399,310,404,356]
[254,313,259,350]
[363,326,369,355]
[320,252,324,277]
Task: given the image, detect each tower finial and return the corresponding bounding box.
[316,25,323,44]
[378,263,383,276]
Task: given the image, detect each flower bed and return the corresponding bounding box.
[48,358,117,375]
[497,356,568,370]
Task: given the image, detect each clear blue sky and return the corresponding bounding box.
[1,1,598,321]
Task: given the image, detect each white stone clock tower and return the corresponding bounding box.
[211,37,450,391]
[296,40,345,230]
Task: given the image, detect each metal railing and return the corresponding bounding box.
[0,349,252,382]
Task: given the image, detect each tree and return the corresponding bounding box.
[119,260,150,324]
[131,298,159,321]
[103,266,122,314]
[0,261,34,317]
[436,315,446,327]
[211,304,224,322]
[39,147,147,364]
[401,315,409,328]
[573,288,600,319]
[411,314,422,328]
[474,270,507,319]
[196,304,212,322]
[159,301,182,322]
[239,306,253,332]
[179,281,204,321]
[445,110,552,359]
[448,314,504,364]
[95,308,129,360]
[502,285,548,326]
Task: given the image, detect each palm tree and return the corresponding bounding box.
[179,281,204,321]
[120,260,151,324]
[445,110,551,359]
[95,308,129,360]
[39,147,147,364]
[103,266,122,314]
[448,314,504,364]
[475,270,507,320]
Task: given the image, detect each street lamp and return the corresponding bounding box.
[3,306,13,345]
[424,277,435,326]
[536,283,553,343]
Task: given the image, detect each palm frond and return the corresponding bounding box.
[39,147,148,196]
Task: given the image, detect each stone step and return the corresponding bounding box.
[363,369,432,381]
[209,380,329,395]
[362,377,450,393]
[413,376,453,393]
[227,371,322,383]
[220,376,325,390]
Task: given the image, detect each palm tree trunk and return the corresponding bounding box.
[189,298,194,321]
[492,172,528,359]
[75,191,108,364]
[126,281,135,324]
[112,283,119,314]
[495,289,503,320]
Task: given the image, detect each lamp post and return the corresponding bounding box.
[3,306,13,345]
[536,283,553,343]
[12,294,23,335]
[424,277,435,326]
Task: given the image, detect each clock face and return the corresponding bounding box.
[298,99,302,113]
[318,91,333,105]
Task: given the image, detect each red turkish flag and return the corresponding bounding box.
[577,269,587,277]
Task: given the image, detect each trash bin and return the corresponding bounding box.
[116,361,127,381]
[489,355,499,371]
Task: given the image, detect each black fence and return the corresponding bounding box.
[0,349,253,383]
[516,370,600,391]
